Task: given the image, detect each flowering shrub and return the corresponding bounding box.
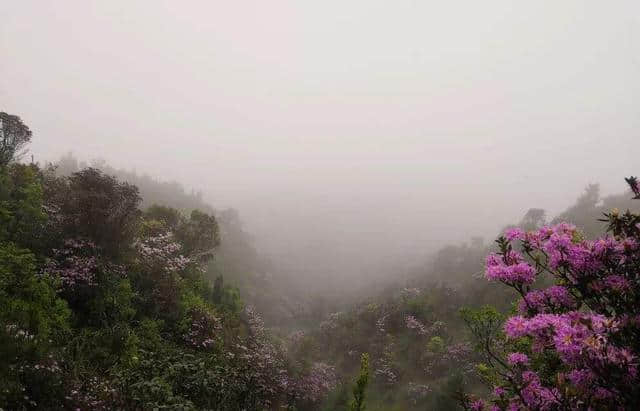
[183,307,221,349]
[374,340,399,385]
[3,117,312,411]
[405,314,430,335]
[233,305,289,408]
[64,376,121,410]
[465,177,640,410]
[405,315,445,337]
[375,313,389,334]
[44,238,125,288]
[288,362,339,404]
[134,232,193,273]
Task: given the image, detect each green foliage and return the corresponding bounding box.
[0,112,32,167]
[0,242,70,409]
[0,164,48,250]
[427,335,445,353]
[321,383,350,411]
[428,373,466,411]
[176,209,220,258]
[49,167,142,257]
[349,353,370,411]
[0,141,276,408]
[459,306,506,386]
[0,242,70,342]
[145,204,183,229]
[460,305,504,347]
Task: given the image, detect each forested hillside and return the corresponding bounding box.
[0,113,334,410]
[2,111,640,410]
[51,152,305,326]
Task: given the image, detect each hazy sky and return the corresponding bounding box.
[2,1,639,285]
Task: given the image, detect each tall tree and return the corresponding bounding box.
[349,353,369,411]
[0,112,32,167]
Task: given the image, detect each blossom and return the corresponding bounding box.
[507,352,529,365]
[520,371,560,410]
[485,254,536,285]
[504,316,528,338]
[518,286,576,315]
[594,387,614,399]
[183,308,220,349]
[289,362,338,403]
[505,227,525,241]
[604,275,631,292]
[43,238,124,288]
[487,216,640,408]
[568,369,595,389]
[134,231,195,273]
[405,315,428,335]
[469,399,485,411]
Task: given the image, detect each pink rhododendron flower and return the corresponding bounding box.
[507,352,529,365]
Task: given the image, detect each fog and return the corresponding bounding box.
[2,1,639,292]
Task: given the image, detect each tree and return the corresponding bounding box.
[0,164,48,251]
[518,208,546,231]
[552,183,602,238]
[175,209,220,261]
[349,353,369,411]
[0,242,70,409]
[0,112,32,167]
[49,168,142,258]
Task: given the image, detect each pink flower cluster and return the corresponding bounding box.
[135,232,193,273]
[232,306,291,408]
[183,308,221,349]
[64,376,119,410]
[405,315,444,337]
[46,239,99,287]
[374,342,399,385]
[504,312,630,368]
[506,352,528,366]
[485,252,536,285]
[288,362,338,403]
[405,315,429,335]
[44,238,124,288]
[518,370,560,410]
[475,218,640,410]
[424,342,474,377]
[518,285,576,315]
[319,311,343,333]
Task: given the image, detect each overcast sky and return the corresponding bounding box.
[2,1,639,286]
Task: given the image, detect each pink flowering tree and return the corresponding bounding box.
[44,238,126,289]
[463,176,640,410]
[134,232,194,274]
